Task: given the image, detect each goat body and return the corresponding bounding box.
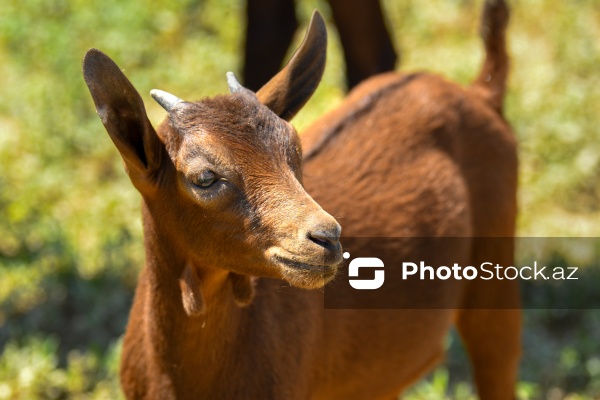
[83,1,520,399]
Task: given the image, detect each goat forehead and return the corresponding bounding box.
[171,95,301,170]
[174,95,301,171]
[176,96,296,146]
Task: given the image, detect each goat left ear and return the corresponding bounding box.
[256,11,327,121]
[83,49,163,185]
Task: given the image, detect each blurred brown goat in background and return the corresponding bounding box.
[244,0,397,91]
[82,0,519,398]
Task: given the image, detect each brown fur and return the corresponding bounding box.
[83,2,519,399]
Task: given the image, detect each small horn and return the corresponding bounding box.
[226,72,244,93]
[150,89,183,112]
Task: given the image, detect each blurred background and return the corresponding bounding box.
[1,0,599,398]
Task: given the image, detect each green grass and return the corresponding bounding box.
[1,0,600,398]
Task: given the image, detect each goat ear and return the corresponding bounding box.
[82,49,163,182]
[256,11,327,121]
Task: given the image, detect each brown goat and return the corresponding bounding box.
[82,1,519,399]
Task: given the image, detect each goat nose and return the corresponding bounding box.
[307,220,341,248]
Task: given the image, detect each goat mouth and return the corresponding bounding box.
[271,254,339,289]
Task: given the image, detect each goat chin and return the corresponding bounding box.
[277,261,340,289]
[264,247,341,289]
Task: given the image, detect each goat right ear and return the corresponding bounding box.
[83,49,163,183]
[256,11,327,121]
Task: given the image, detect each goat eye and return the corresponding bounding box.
[192,170,218,188]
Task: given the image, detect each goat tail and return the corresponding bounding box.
[472,0,510,114]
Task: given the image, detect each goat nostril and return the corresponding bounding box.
[308,227,340,248]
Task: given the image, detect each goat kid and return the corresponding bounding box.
[83,1,520,399]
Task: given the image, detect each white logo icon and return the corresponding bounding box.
[346,253,385,290]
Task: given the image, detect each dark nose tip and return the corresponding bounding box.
[307,222,341,248]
